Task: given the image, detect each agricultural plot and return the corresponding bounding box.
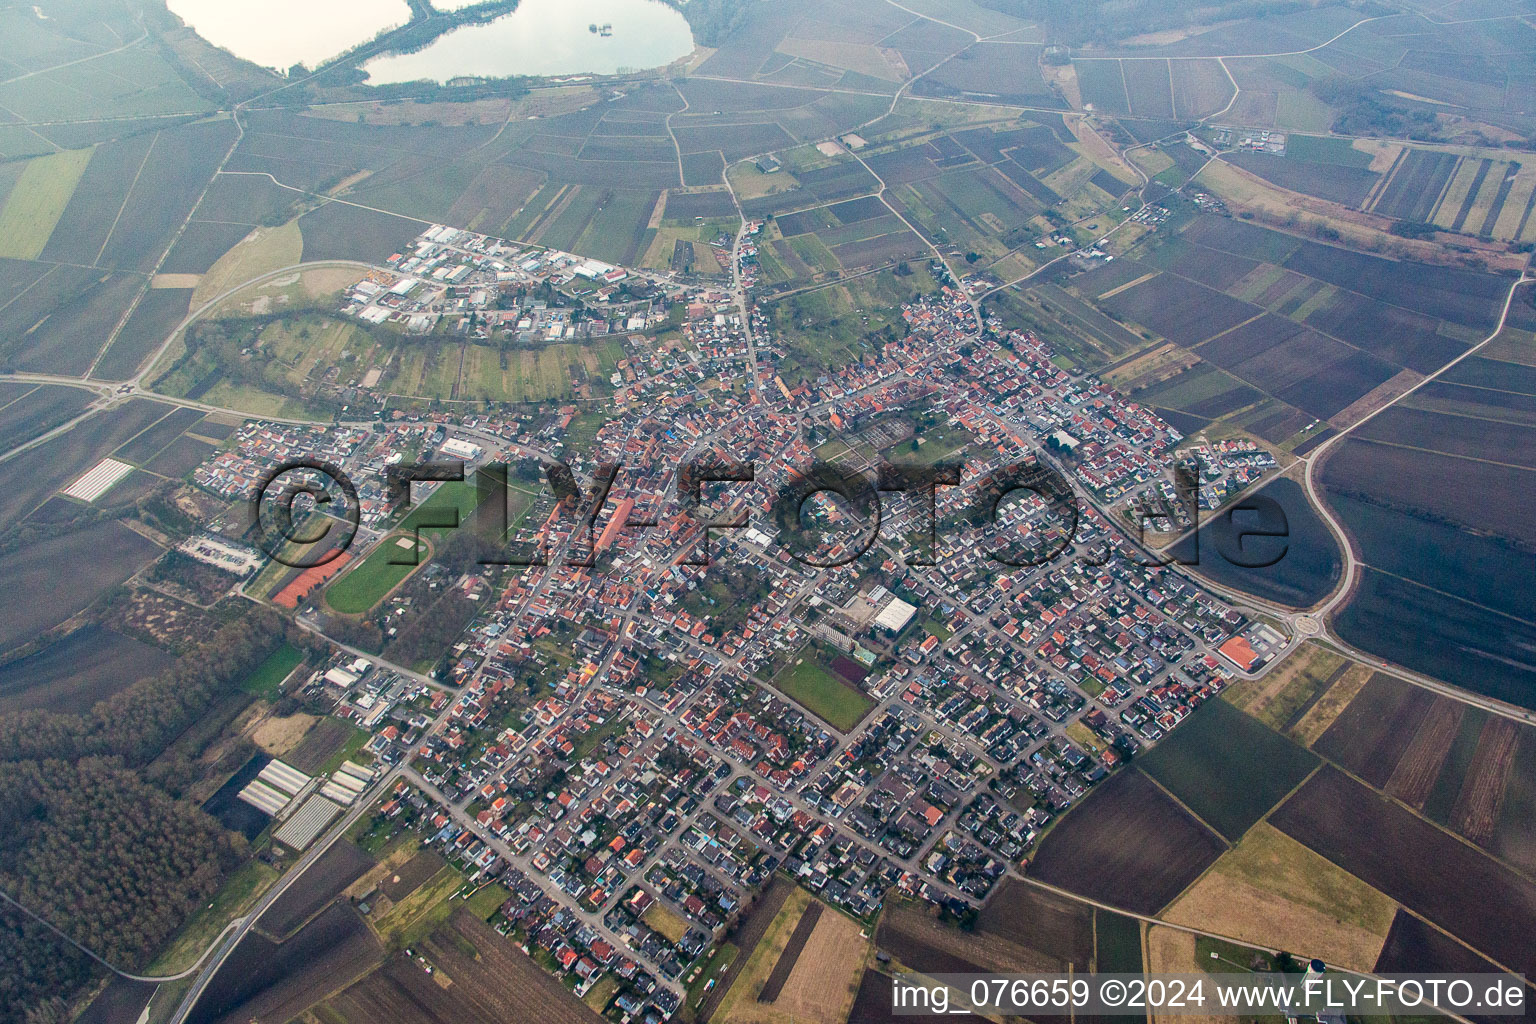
[0,148,92,259]
[1099,215,1508,431]
[0,42,208,122]
[298,202,425,264]
[1093,270,1261,348]
[442,163,547,238]
[0,263,145,375]
[0,398,173,529]
[113,406,206,466]
[1270,766,1536,976]
[189,903,382,1024]
[1369,148,1458,222]
[1315,668,1536,865]
[974,881,1093,971]
[146,434,217,478]
[92,119,240,273]
[1320,416,1536,706]
[1123,59,1176,119]
[0,625,173,717]
[913,44,1064,107]
[0,384,93,452]
[1027,768,1227,914]
[667,189,739,222]
[94,287,194,381]
[286,718,366,776]
[876,898,1077,976]
[740,159,881,219]
[37,132,159,266]
[1224,641,1350,736]
[1226,151,1380,207]
[1314,673,1439,788]
[0,520,163,654]
[1357,404,1536,470]
[1074,61,1130,116]
[258,842,376,941]
[993,281,1150,370]
[1133,361,1263,421]
[1302,290,1465,373]
[1370,909,1536,1024]
[1136,698,1319,841]
[749,900,868,1024]
[1334,564,1536,712]
[1163,822,1396,972]
[1284,237,1511,329]
[848,971,985,1024]
[327,912,605,1024]
[1171,59,1235,119]
[1169,477,1342,609]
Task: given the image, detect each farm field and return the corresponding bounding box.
[1319,395,1536,706]
[875,897,1077,976]
[190,903,383,1024]
[0,384,94,452]
[1223,640,1357,736]
[0,148,92,259]
[1135,698,1319,841]
[258,841,377,941]
[973,880,1093,971]
[715,886,815,1024]
[0,624,173,716]
[114,407,206,465]
[287,719,370,776]
[95,287,196,382]
[847,970,985,1024]
[322,911,605,1024]
[0,520,162,652]
[1088,212,1515,453]
[1162,822,1396,971]
[1313,671,1536,867]
[1027,768,1227,914]
[741,900,868,1024]
[1167,477,1342,609]
[698,878,794,1023]
[1269,766,1536,976]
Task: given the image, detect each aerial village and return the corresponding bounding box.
[174,219,1290,1022]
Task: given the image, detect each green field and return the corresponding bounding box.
[241,643,305,696]
[401,479,484,535]
[769,262,942,383]
[373,864,466,946]
[773,657,874,733]
[463,882,513,921]
[325,534,428,615]
[1137,698,1319,841]
[1284,134,1374,168]
[0,148,91,259]
[393,339,618,404]
[1094,909,1144,972]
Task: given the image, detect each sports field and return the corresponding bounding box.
[772,657,874,733]
[325,534,430,615]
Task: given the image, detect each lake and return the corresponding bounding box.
[167,0,412,70]
[362,0,695,84]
